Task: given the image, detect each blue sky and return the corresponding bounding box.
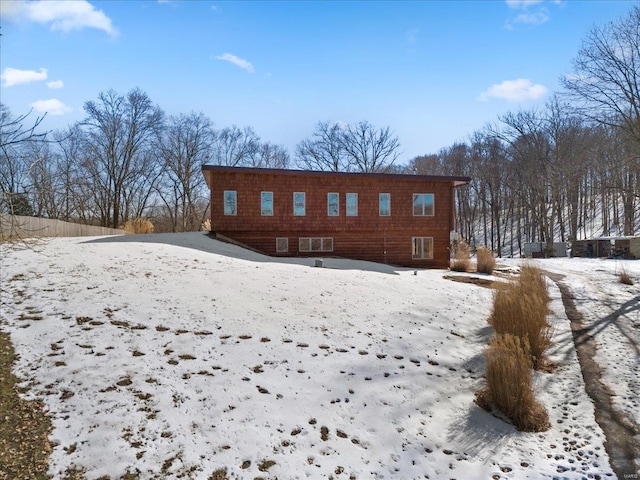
[0,0,636,163]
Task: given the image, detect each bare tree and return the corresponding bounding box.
[562,5,640,233]
[210,125,260,166]
[295,121,347,172]
[0,104,50,216]
[340,121,401,173]
[562,6,640,144]
[80,88,164,228]
[157,112,214,232]
[249,141,289,169]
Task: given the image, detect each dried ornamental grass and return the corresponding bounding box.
[123,217,155,234]
[476,246,496,274]
[619,267,634,285]
[488,267,552,369]
[478,334,550,432]
[450,240,471,272]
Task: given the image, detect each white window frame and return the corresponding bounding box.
[261,191,274,216]
[346,193,358,216]
[276,237,289,253]
[223,190,237,216]
[413,193,435,216]
[299,237,334,252]
[327,192,339,216]
[293,192,306,216]
[379,193,391,216]
[412,237,434,259]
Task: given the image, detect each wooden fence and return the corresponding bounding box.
[0,215,124,239]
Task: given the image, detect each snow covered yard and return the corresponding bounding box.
[0,233,633,479]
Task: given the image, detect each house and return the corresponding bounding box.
[201,166,470,268]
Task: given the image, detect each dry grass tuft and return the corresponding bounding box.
[477,334,550,432]
[450,240,471,272]
[123,218,155,234]
[476,246,496,275]
[619,267,634,285]
[488,265,552,369]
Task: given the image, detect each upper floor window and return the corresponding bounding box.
[261,191,273,216]
[379,193,390,216]
[224,190,237,215]
[293,192,306,216]
[413,193,434,216]
[327,192,339,216]
[346,193,358,216]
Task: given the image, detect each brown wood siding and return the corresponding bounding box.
[204,167,468,268]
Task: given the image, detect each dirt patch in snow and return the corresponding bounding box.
[0,329,52,479]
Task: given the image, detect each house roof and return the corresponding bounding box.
[202,165,471,189]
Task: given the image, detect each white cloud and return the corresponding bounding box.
[479,78,548,102]
[1,67,48,87]
[215,53,255,73]
[506,0,544,9]
[30,98,72,115]
[1,0,118,37]
[504,0,550,28]
[47,79,64,89]
[512,10,549,26]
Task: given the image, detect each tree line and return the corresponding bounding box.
[0,92,404,232]
[1,6,639,251]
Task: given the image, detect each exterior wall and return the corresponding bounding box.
[203,167,468,268]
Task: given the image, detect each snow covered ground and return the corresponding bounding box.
[0,233,637,479]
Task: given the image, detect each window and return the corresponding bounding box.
[327,192,339,216]
[276,237,288,253]
[299,237,334,252]
[293,192,306,216]
[261,191,273,216]
[413,194,435,216]
[224,190,237,215]
[379,193,390,216]
[412,237,434,259]
[346,193,358,216]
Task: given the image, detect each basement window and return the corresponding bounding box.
[299,237,334,252]
[412,237,434,259]
[276,237,288,253]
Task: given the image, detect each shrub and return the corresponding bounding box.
[620,267,634,285]
[123,218,154,234]
[476,246,496,275]
[477,334,550,432]
[488,266,552,369]
[450,240,471,272]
